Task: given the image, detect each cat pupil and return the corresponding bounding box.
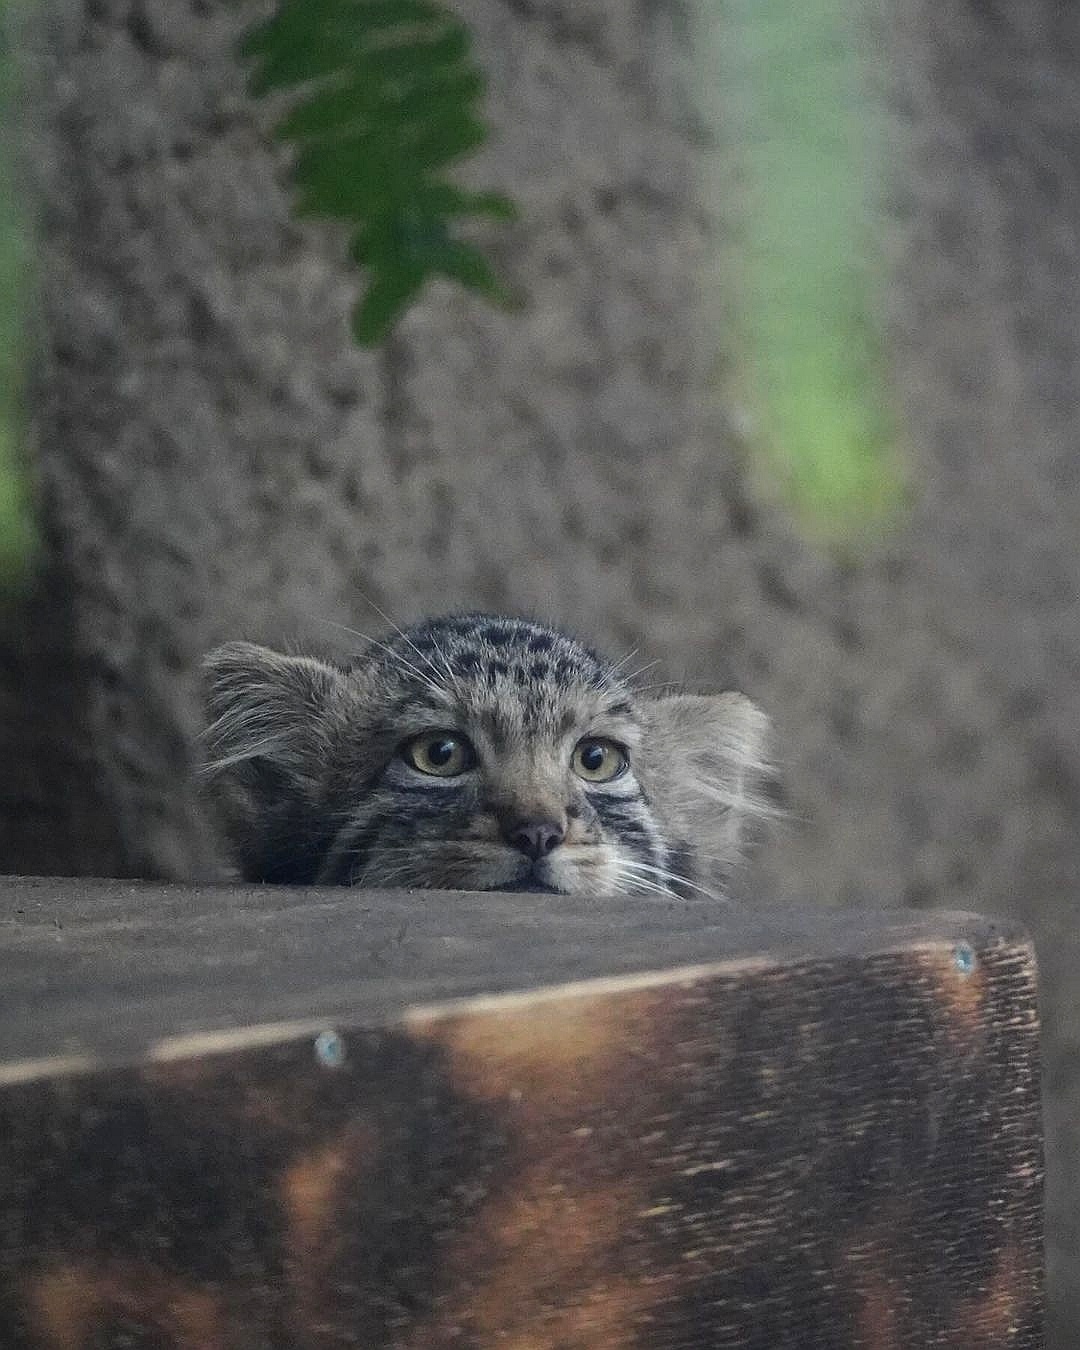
[430,738,455,765]
[581,742,604,771]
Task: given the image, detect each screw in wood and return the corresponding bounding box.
[314,1029,346,1068]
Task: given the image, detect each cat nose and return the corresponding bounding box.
[504,818,565,860]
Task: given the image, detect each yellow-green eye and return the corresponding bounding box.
[572,737,628,783]
[403,731,475,777]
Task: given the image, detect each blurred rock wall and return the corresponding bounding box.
[7,0,1080,1338]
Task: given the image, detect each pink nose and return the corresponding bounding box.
[504,818,565,861]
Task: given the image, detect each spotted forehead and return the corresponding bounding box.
[371,614,636,733]
[408,615,605,682]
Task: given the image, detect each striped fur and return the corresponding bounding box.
[202,614,769,900]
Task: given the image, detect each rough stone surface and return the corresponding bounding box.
[4,0,1079,1338]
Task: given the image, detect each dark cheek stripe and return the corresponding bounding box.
[591,796,665,864]
[326,789,479,882]
[324,809,394,883]
[390,783,469,799]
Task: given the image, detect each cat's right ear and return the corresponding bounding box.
[636,691,772,890]
[200,642,346,881]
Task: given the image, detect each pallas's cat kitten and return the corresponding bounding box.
[202,614,769,898]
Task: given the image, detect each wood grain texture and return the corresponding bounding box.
[0,881,1043,1347]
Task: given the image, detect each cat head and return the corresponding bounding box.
[201,614,770,899]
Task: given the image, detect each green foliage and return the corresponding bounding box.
[719,0,906,538]
[243,0,519,344]
[0,0,37,585]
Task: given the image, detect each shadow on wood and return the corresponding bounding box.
[0,879,1043,1348]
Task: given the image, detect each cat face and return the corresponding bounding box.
[201,615,769,899]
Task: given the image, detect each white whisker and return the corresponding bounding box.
[200,734,284,775]
[356,592,462,697]
[608,646,638,672]
[317,618,448,700]
[601,647,639,687]
[611,865,676,900]
[621,660,661,688]
[617,858,730,905]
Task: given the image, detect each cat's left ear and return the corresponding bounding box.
[200,642,349,881]
[202,642,346,778]
[636,692,771,881]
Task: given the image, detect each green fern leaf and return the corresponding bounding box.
[245,0,519,344]
[353,263,428,344]
[413,184,518,221]
[276,69,485,142]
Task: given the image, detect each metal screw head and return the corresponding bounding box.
[314,1029,346,1069]
[952,942,977,977]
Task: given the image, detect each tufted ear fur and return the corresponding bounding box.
[201,642,348,882]
[636,692,771,894]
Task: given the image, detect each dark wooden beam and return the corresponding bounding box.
[0,878,1043,1347]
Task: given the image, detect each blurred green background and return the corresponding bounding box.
[0,0,35,581]
[720,0,904,534]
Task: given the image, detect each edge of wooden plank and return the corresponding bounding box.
[0,877,1034,1070]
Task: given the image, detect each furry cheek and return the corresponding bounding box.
[543,844,622,896]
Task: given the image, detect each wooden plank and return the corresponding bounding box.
[0,879,1043,1347]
